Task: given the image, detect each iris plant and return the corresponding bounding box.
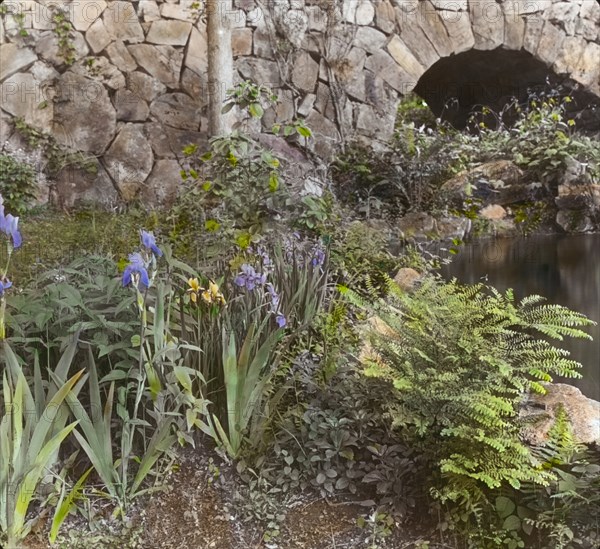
[0,194,21,339]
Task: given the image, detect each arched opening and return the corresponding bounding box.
[414,49,599,130]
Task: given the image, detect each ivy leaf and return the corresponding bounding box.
[495,496,515,519]
[182,144,198,156]
[502,515,521,532]
[221,102,235,114]
[248,102,264,118]
[297,126,312,138]
[269,171,279,192]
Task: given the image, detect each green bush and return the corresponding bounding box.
[459,94,600,184]
[0,154,38,214]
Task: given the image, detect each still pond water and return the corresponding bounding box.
[442,234,600,401]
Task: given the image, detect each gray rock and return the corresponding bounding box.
[128,71,166,103]
[160,1,197,22]
[85,18,112,54]
[314,82,335,120]
[115,89,150,121]
[139,1,161,22]
[520,383,600,446]
[374,0,395,34]
[53,72,117,154]
[1,72,53,133]
[35,30,89,67]
[393,268,421,290]
[180,67,206,105]
[106,40,138,72]
[278,9,308,47]
[297,93,317,117]
[253,18,275,59]
[70,0,108,32]
[237,58,281,87]
[291,51,319,93]
[71,56,126,90]
[232,27,253,56]
[144,122,206,158]
[146,20,192,46]
[441,161,529,206]
[0,110,15,144]
[128,44,183,88]
[0,44,37,81]
[556,210,595,233]
[364,50,412,94]
[103,1,145,43]
[149,93,201,131]
[185,25,208,75]
[354,26,387,54]
[305,109,339,157]
[356,103,395,139]
[54,161,118,210]
[104,123,154,201]
[143,159,182,206]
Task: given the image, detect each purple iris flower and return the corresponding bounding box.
[275,313,287,328]
[0,278,13,296]
[0,195,22,249]
[234,264,266,291]
[122,253,150,289]
[266,283,280,307]
[266,283,286,327]
[140,230,162,257]
[311,247,325,267]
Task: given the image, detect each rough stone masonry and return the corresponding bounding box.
[0,0,599,207]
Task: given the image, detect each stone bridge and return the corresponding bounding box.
[0,0,599,207]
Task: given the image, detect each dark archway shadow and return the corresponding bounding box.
[414,49,600,132]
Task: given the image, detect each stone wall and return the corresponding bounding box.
[1,0,599,208]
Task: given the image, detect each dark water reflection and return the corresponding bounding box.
[441,235,600,400]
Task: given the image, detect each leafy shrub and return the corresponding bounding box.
[7,255,138,376]
[332,125,460,217]
[329,220,402,296]
[460,94,600,185]
[352,276,594,506]
[0,154,38,214]
[173,80,315,250]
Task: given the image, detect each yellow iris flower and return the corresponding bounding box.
[187,277,201,303]
[202,281,226,305]
[187,278,225,305]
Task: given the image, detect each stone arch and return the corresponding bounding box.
[335,0,600,144]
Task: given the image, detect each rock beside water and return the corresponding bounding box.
[520,383,600,446]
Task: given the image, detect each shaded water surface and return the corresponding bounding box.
[442,235,600,400]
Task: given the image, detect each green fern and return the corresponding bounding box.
[349,275,595,504]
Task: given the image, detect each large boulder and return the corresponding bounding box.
[441,160,533,206]
[396,212,471,241]
[520,383,600,446]
[554,156,600,232]
[393,268,421,290]
[128,44,183,88]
